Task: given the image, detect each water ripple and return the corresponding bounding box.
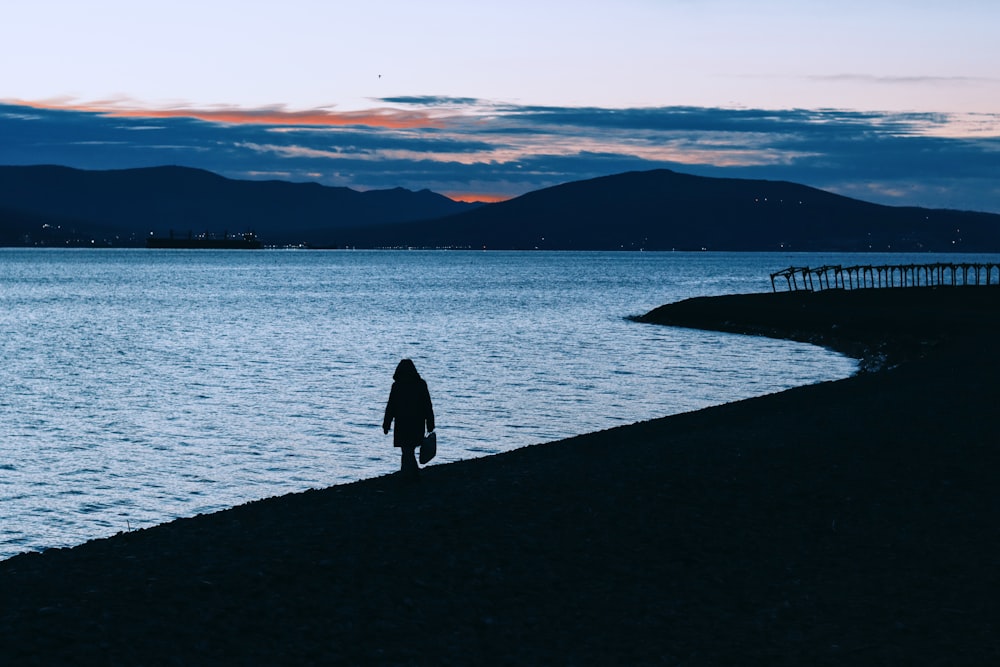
[0,248,896,559]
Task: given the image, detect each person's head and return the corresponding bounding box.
[393,358,420,381]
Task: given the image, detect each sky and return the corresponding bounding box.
[1,0,998,211]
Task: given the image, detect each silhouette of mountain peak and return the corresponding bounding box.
[1,166,998,250]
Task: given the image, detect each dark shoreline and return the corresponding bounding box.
[2,287,998,665]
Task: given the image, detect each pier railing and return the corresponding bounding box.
[770,263,1000,292]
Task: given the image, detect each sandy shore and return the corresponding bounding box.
[2,287,998,665]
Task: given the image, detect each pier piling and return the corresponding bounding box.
[770,262,1000,292]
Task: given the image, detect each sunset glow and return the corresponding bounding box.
[445,192,512,204]
[8,98,443,130]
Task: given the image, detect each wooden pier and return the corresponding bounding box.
[770,262,1000,292]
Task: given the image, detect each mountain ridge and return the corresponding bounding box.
[338,169,1000,251]
[0,164,480,246]
[1,165,998,250]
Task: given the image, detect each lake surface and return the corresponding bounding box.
[2,249,989,559]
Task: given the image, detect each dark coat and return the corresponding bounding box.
[382,375,435,448]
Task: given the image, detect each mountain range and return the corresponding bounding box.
[0,165,479,247]
[2,164,998,251]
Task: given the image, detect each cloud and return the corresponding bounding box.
[0,98,997,212]
[810,73,1000,86]
[5,98,444,129]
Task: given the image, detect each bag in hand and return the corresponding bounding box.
[420,431,437,464]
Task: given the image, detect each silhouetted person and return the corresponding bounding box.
[382,359,435,479]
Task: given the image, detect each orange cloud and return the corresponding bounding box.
[7,98,442,130]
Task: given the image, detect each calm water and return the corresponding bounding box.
[2,249,986,560]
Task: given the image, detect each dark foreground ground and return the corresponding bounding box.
[2,287,998,666]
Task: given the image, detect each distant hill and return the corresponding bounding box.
[2,166,998,250]
[0,165,480,247]
[338,169,1000,252]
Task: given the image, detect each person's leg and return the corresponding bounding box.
[400,445,419,478]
